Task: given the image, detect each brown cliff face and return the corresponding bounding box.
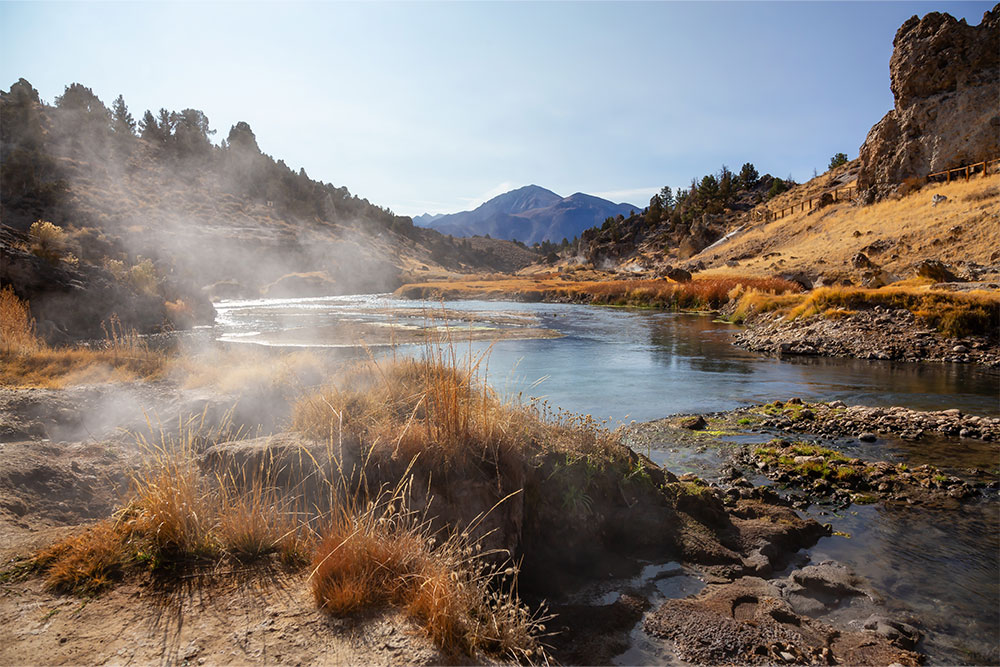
[857,6,1000,200]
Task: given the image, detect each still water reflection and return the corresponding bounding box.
[213,295,999,421]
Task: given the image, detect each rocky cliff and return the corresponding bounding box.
[857,6,1000,199]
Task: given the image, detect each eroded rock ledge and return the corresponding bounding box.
[735,307,1000,366]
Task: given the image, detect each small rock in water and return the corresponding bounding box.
[859,432,878,442]
[679,415,708,430]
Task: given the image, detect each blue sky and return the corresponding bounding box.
[1,1,993,216]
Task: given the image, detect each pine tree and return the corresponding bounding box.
[139,109,160,142]
[739,163,759,188]
[111,95,135,136]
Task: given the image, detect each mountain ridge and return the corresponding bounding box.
[415,185,638,245]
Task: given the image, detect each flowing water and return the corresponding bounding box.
[214,294,1000,664]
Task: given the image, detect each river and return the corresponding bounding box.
[213,294,1000,665]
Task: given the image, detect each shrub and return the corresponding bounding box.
[127,257,158,295]
[28,220,66,263]
[766,178,788,200]
[828,153,849,170]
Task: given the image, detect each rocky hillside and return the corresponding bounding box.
[0,78,538,339]
[415,185,638,245]
[548,7,1000,284]
[858,6,1000,200]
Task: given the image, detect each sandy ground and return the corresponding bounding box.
[0,571,444,666]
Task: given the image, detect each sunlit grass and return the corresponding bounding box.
[730,283,1000,337]
[0,289,167,387]
[395,275,802,311]
[35,350,562,661]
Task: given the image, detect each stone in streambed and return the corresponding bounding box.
[679,415,708,430]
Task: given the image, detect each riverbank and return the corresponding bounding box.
[0,359,952,665]
[394,275,1000,366]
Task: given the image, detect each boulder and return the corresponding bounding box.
[857,7,1000,200]
[852,252,876,270]
[914,259,963,282]
[666,267,693,283]
[679,415,708,430]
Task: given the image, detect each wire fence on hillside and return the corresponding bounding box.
[749,156,999,223]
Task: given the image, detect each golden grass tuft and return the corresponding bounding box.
[0,285,40,355]
[292,347,619,480]
[36,520,127,595]
[310,480,548,661]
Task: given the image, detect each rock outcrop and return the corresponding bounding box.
[857,6,1000,199]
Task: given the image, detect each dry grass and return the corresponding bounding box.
[38,352,559,660]
[292,346,620,478]
[730,284,1000,337]
[174,346,324,393]
[700,173,1000,278]
[0,290,167,388]
[38,420,308,589]
[0,285,40,355]
[395,275,801,311]
[35,520,128,594]
[310,479,547,661]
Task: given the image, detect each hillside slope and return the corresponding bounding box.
[695,169,1000,284]
[0,78,538,338]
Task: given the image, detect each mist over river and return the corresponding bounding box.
[213,294,1000,421]
[211,294,1000,664]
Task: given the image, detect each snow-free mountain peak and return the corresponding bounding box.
[414,186,639,245]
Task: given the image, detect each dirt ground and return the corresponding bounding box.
[0,383,450,667]
[0,567,444,666]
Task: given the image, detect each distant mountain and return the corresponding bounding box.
[411,212,445,226]
[415,185,639,245]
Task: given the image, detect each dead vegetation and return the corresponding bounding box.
[0,291,166,387]
[396,275,802,311]
[729,283,1000,338]
[31,350,572,661]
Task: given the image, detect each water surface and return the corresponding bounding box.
[214,294,1000,420]
[213,294,999,665]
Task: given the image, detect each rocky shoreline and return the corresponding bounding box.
[735,307,1000,366]
[734,398,1000,442]
[4,377,976,666]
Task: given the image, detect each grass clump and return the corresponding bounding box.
[0,285,41,355]
[310,482,547,661]
[36,520,127,595]
[37,420,304,589]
